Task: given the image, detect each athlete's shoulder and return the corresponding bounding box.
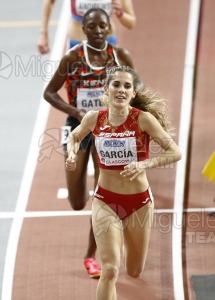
[113,46,130,57]
[64,43,83,61]
[82,110,99,130]
[113,46,133,68]
[85,110,100,119]
[139,110,153,121]
[138,110,157,131]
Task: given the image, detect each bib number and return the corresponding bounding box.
[95,136,138,166]
[77,87,104,114]
[61,126,71,144]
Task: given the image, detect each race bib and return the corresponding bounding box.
[95,136,138,166]
[61,126,71,144]
[75,0,112,17]
[77,87,104,114]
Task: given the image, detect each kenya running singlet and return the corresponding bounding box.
[66,41,119,113]
[66,41,119,115]
[93,107,150,170]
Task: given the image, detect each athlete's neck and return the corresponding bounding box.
[109,107,130,116]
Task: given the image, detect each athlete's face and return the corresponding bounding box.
[82,12,110,46]
[105,71,136,109]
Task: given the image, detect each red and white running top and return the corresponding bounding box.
[93,107,150,170]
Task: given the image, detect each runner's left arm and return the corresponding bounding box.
[67,111,98,159]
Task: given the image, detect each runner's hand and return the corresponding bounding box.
[112,0,124,17]
[37,33,50,54]
[120,161,147,181]
[66,153,78,171]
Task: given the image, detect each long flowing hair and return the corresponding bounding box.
[103,65,174,136]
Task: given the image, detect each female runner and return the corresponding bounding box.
[38,0,136,53]
[66,65,181,298]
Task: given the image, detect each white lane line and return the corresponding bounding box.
[0,207,214,219]
[0,20,58,28]
[57,187,69,199]
[57,188,94,199]
[172,1,201,300]
[0,211,92,219]
[87,155,95,176]
[1,1,70,300]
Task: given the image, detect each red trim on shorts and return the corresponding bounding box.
[93,185,153,220]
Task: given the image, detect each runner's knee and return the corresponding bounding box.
[101,263,119,281]
[67,192,86,210]
[69,201,85,210]
[126,266,143,278]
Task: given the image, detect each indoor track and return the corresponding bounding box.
[1,1,215,299]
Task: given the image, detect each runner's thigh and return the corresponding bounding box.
[92,198,122,265]
[123,201,154,274]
